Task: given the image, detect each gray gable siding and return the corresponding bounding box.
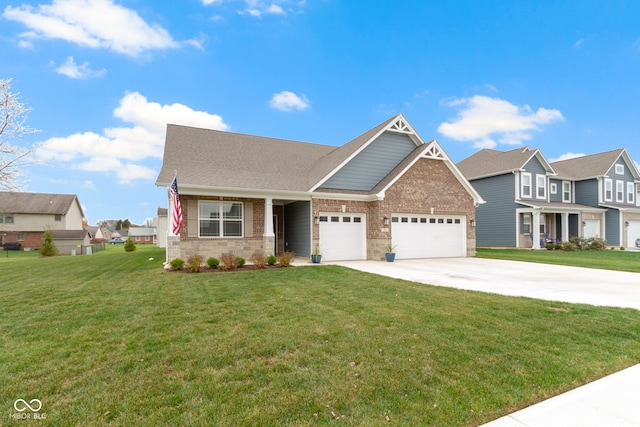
[523,156,547,175]
[284,201,311,257]
[472,174,519,247]
[575,180,599,206]
[549,178,563,203]
[605,209,621,246]
[320,131,417,191]
[607,159,637,207]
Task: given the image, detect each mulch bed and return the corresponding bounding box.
[168,264,296,273]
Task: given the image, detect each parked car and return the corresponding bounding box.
[109,238,125,244]
[2,242,21,250]
[636,238,640,249]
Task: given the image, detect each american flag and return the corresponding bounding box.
[170,176,183,235]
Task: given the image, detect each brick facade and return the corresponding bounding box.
[313,158,477,260]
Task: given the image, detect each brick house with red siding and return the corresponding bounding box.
[156,114,484,262]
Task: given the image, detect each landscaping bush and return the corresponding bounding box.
[187,254,204,273]
[124,238,136,252]
[267,255,277,266]
[207,257,219,269]
[219,252,236,271]
[563,236,607,251]
[545,243,554,250]
[169,258,184,270]
[250,250,268,269]
[277,251,295,267]
[236,257,246,268]
[40,229,59,257]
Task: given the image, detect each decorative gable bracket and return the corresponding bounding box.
[422,141,446,160]
[388,117,413,134]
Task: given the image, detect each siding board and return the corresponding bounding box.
[284,201,311,257]
[472,174,519,247]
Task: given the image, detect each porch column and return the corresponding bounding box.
[532,211,541,249]
[264,197,275,237]
[561,213,569,243]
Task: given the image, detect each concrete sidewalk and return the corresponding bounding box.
[328,258,640,426]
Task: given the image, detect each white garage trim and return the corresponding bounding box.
[392,214,466,259]
[318,212,367,261]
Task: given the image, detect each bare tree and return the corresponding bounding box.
[0,78,40,191]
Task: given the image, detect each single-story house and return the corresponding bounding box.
[51,229,92,255]
[128,227,157,244]
[155,114,484,262]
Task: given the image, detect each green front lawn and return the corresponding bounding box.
[477,247,640,273]
[2,245,640,426]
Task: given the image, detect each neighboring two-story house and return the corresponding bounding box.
[457,147,640,249]
[0,192,87,252]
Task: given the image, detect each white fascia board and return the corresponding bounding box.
[311,192,380,202]
[174,184,313,201]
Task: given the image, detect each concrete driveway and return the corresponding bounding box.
[332,257,640,310]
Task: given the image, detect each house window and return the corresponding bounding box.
[550,183,557,194]
[604,179,613,201]
[536,175,546,199]
[616,181,624,203]
[319,216,328,222]
[135,236,140,241]
[199,201,243,237]
[54,214,62,222]
[522,213,531,234]
[145,236,150,242]
[5,215,14,224]
[17,233,24,241]
[562,181,571,203]
[0,216,3,224]
[521,173,532,198]
[627,182,635,204]
[615,164,624,175]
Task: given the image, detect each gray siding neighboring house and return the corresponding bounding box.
[458,147,640,249]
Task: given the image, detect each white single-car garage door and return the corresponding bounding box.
[392,214,466,259]
[627,220,640,249]
[319,213,367,261]
[583,219,601,238]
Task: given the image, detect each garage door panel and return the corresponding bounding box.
[627,220,640,248]
[319,213,366,261]
[392,215,466,259]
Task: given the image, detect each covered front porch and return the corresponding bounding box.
[516,202,607,249]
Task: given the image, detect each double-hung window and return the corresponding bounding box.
[536,175,546,199]
[521,173,532,198]
[562,181,571,203]
[199,201,243,237]
[616,181,624,203]
[522,213,531,234]
[604,179,613,202]
[627,182,635,204]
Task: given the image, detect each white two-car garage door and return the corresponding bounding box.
[319,213,367,261]
[392,214,466,259]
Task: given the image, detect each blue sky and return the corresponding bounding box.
[2,0,640,225]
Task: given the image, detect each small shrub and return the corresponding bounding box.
[561,241,575,252]
[277,251,295,267]
[236,257,246,268]
[545,243,554,251]
[170,258,185,270]
[207,257,219,269]
[620,246,626,251]
[267,255,277,266]
[187,254,204,273]
[219,252,236,271]
[124,238,136,252]
[250,250,268,269]
[554,243,562,250]
[40,229,59,257]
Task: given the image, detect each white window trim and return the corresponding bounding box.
[198,200,244,238]
[604,178,613,202]
[521,172,532,198]
[550,183,557,194]
[615,164,624,175]
[562,181,571,203]
[536,174,546,199]
[627,182,635,204]
[616,180,624,203]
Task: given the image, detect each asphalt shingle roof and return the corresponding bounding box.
[457,147,542,180]
[0,192,78,214]
[550,148,625,180]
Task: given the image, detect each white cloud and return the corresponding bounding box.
[54,56,106,79]
[269,90,310,111]
[437,95,564,149]
[37,92,229,183]
[548,152,586,163]
[239,0,296,17]
[3,0,179,57]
